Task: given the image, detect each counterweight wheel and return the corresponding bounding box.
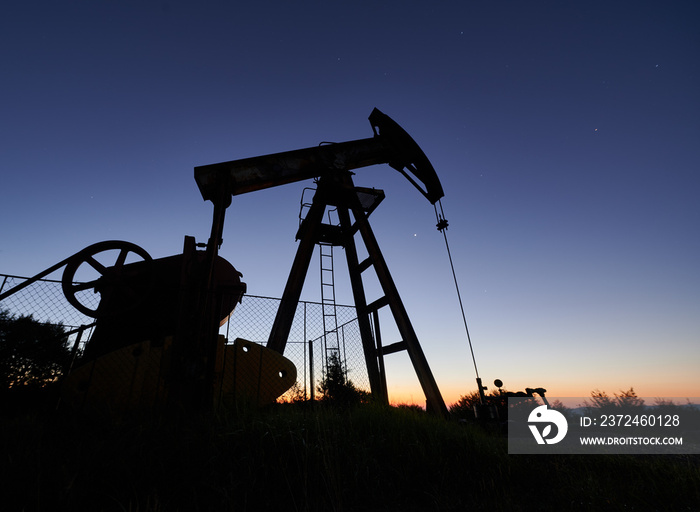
[61,240,153,318]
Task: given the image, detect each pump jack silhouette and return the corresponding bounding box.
[1,109,450,415]
[195,108,449,416]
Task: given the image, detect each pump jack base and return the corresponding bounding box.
[61,337,297,414]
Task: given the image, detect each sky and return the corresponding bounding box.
[1,1,699,407]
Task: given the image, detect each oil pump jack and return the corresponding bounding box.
[1,108,449,415]
[195,108,449,416]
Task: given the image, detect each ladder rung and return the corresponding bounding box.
[367,296,389,313]
[380,341,407,355]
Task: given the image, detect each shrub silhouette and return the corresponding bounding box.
[0,308,69,390]
[317,352,369,406]
[582,387,645,413]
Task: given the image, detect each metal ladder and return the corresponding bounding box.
[319,209,341,371]
[299,188,343,376]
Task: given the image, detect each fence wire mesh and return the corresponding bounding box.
[0,273,369,404]
[0,274,98,359]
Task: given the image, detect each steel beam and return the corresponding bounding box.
[266,193,327,354]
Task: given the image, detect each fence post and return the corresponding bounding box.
[309,338,314,402]
[303,302,307,400]
[65,324,88,377]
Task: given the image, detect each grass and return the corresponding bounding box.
[1,399,699,511]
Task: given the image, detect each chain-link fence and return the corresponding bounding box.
[224,294,369,401]
[0,273,368,404]
[0,274,98,368]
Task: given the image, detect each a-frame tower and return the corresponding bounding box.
[266,171,448,416]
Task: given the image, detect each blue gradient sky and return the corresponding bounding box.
[1,1,698,405]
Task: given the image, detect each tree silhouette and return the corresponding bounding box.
[615,387,645,408]
[583,387,644,413]
[449,388,511,420]
[317,352,369,406]
[585,389,615,410]
[0,308,69,390]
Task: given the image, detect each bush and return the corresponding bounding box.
[316,352,370,407]
[0,308,69,390]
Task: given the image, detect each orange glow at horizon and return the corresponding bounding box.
[388,381,700,409]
